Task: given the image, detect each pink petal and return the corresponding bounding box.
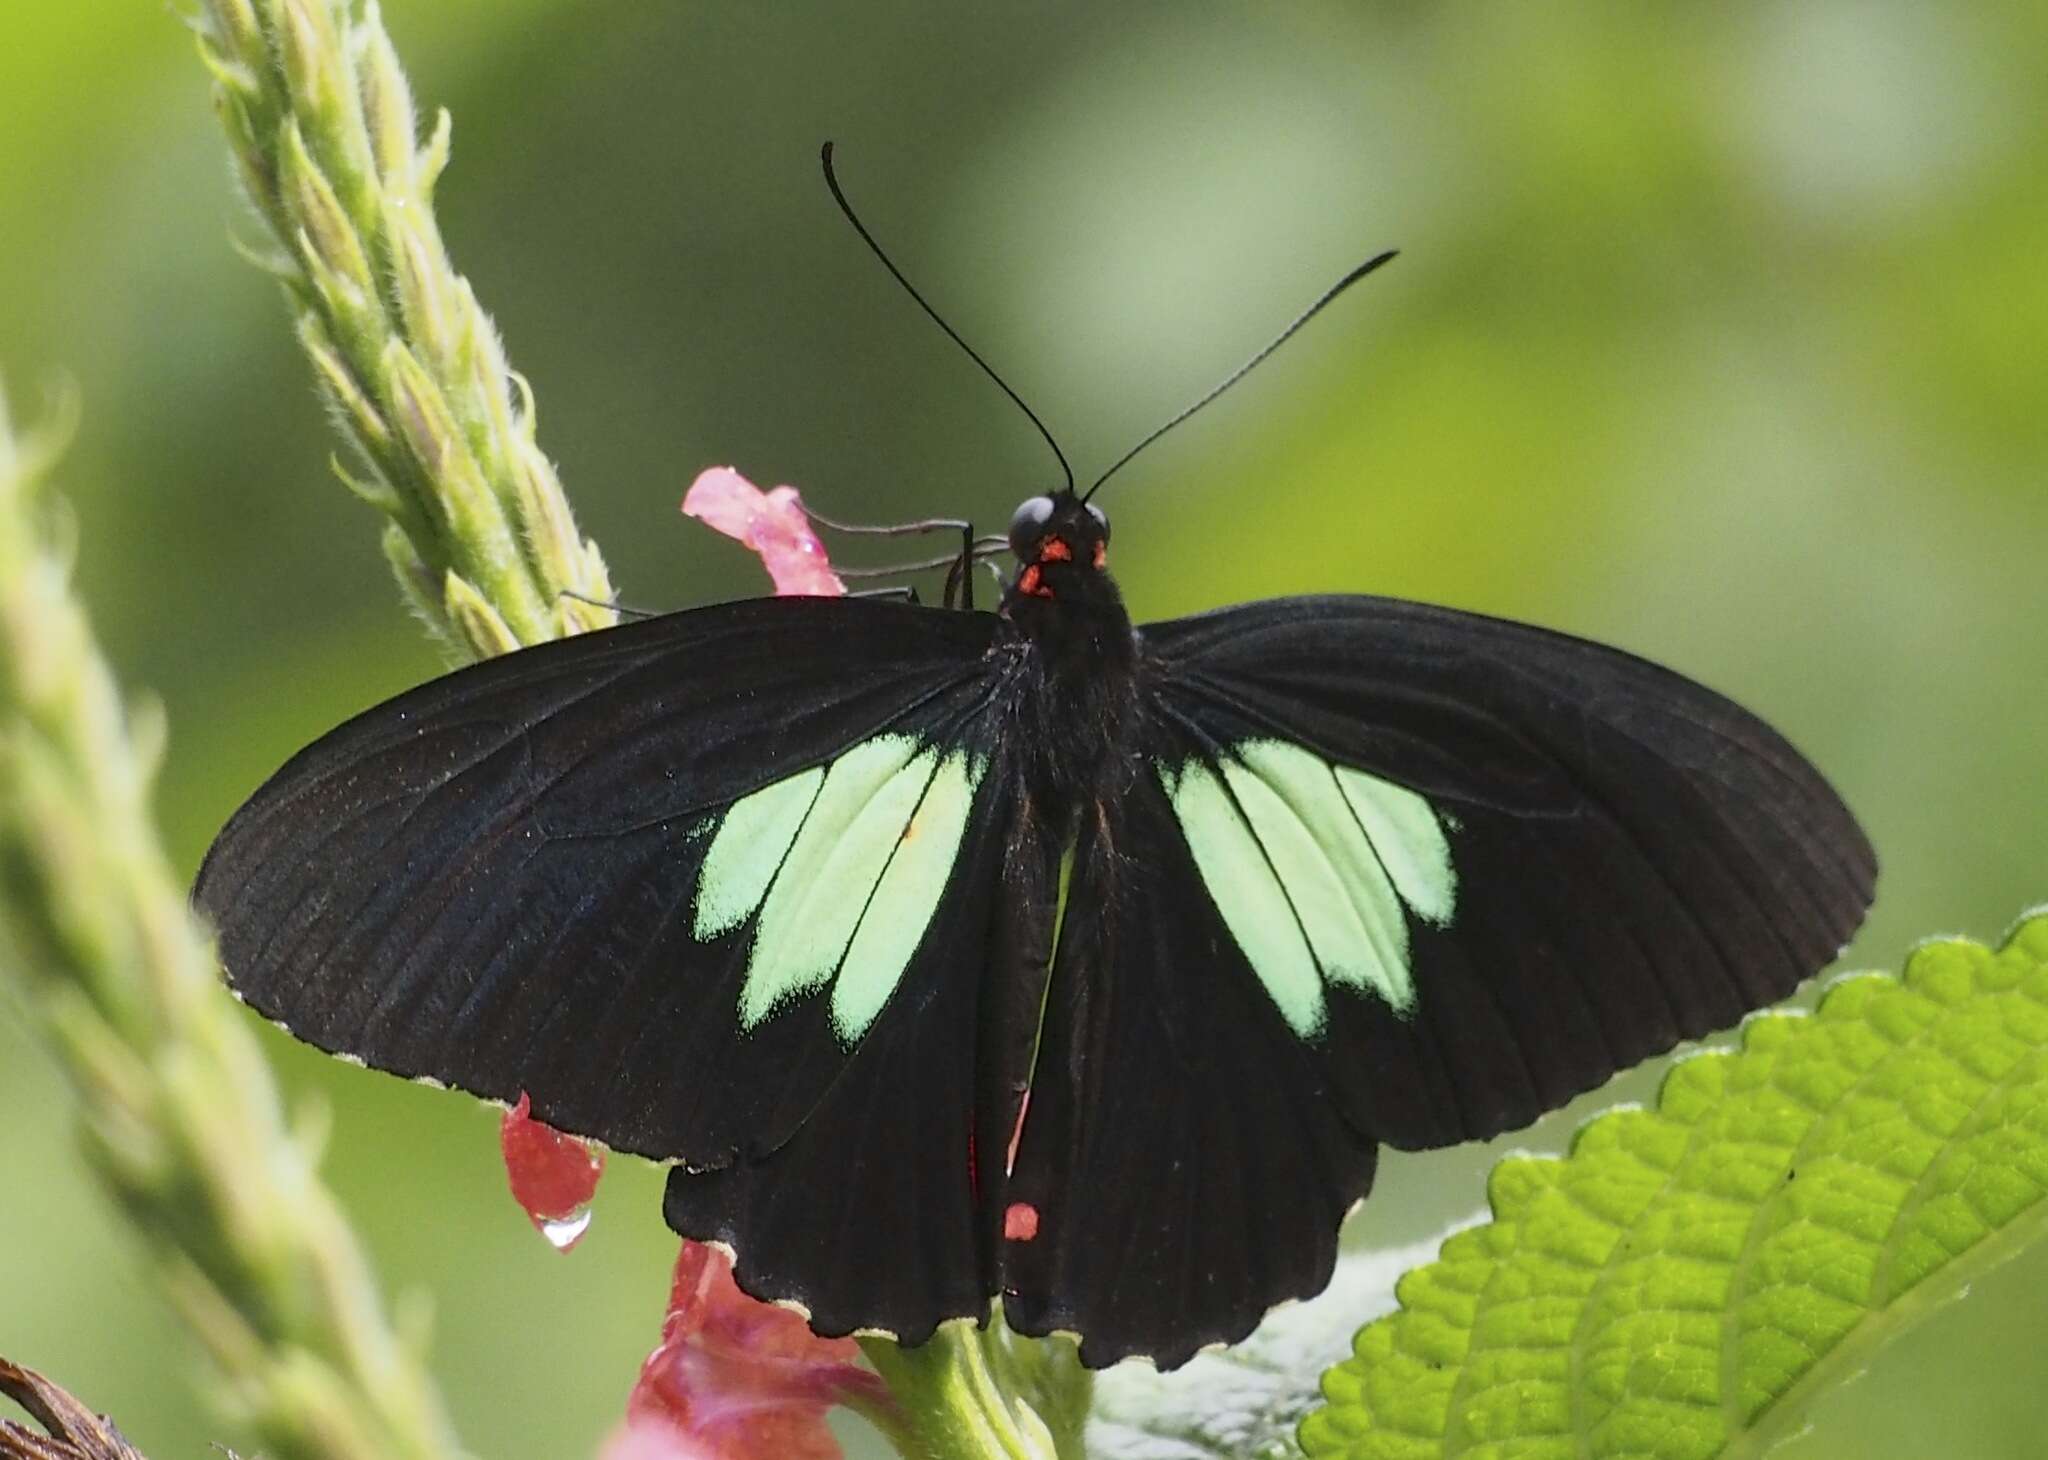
[500,1091,605,1250]
[597,1417,721,1460]
[683,467,846,598]
[622,1242,892,1460]
[678,466,766,539]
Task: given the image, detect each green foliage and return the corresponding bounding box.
[1300,916,2048,1460]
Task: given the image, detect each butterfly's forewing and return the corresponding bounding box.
[1001,594,1874,1364]
[195,597,1004,1170]
[1145,594,1875,1143]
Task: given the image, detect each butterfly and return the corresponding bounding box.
[194,149,1875,1369]
[195,483,1874,1368]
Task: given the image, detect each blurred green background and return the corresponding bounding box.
[3,2,2044,1457]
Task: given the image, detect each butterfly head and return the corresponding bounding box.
[1007,492,1110,601]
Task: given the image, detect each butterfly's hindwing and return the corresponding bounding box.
[998,771,1380,1367]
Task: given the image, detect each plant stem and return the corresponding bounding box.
[859,1321,1091,1460]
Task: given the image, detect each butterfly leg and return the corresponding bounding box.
[943,522,977,611]
[803,507,975,551]
[801,507,1012,613]
[557,587,658,620]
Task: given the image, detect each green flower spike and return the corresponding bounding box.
[0,388,466,1460]
[191,0,616,661]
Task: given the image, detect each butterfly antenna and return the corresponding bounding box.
[1081,248,1399,503]
[822,142,1075,495]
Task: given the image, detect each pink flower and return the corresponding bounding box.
[607,1243,891,1460]
[682,467,847,597]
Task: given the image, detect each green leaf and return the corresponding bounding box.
[1300,911,2048,1460]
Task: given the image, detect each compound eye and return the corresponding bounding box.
[1085,501,1110,545]
[1008,495,1057,558]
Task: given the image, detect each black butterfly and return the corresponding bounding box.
[194,152,1874,1369]
[195,494,1873,1367]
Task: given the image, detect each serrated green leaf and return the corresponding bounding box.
[1300,912,2048,1460]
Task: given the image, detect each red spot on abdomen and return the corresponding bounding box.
[1004,1202,1040,1242]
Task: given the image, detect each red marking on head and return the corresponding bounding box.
[1017,563,1052,598]
[1091,539,1107,569]
[1037,536,1073,563]
[1004,1202,1040,1241]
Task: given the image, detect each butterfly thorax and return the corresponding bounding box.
[996,493,1142,816]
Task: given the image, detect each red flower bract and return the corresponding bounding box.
[611,1242,889,1460]
[499,1091,605,1250]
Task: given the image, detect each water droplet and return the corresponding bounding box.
[540,1205,594,1251]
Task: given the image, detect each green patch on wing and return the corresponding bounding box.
[693,766,823,939]
[694,735,985,1044]
[1299,912,2048,1460]
[1158,740,1454,1035]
